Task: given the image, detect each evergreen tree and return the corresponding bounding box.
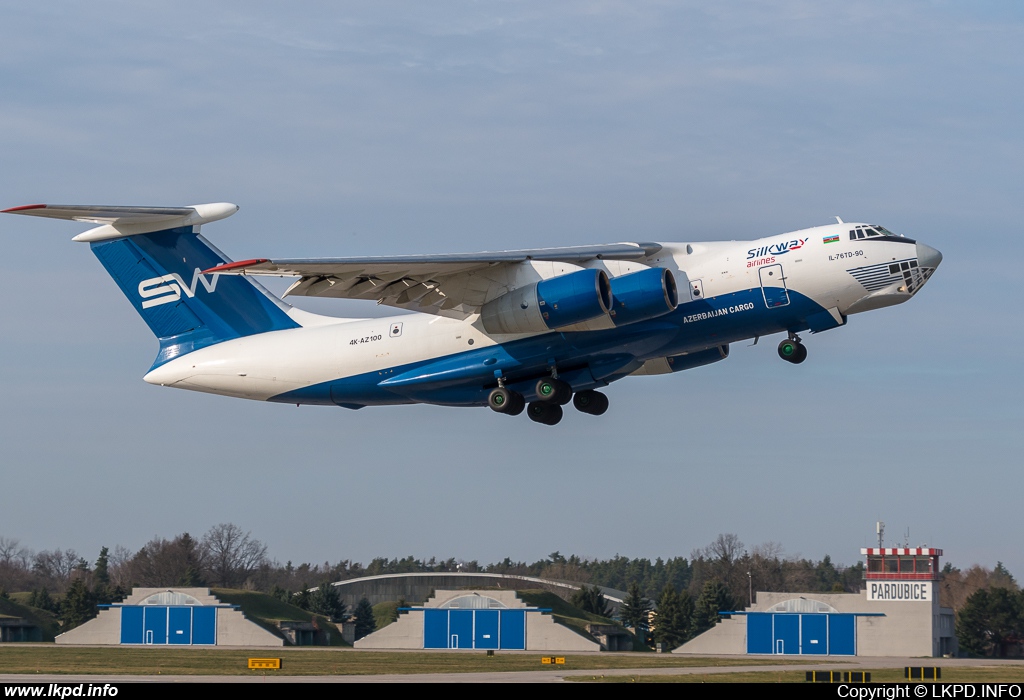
[291,586,310,611]
[93,547,113,605]
[691,579,736,638]
[29,587,57,613]
[619,582,653,634]
[815,554,841,592]
[178,566,203,587]
[571,585,612,618]
[93,547,110,588]
[957,588,1024,657]
[677,590,695,642]
[652,585,692,650]
[308,582,346,621]
[61,579,96,630]
[353,597,376,640]
[992,562,1018,590]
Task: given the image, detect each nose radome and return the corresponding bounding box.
[916,242,942,269]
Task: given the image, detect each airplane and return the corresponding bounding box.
[4,203,942,426]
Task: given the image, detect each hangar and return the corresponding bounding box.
[355,589,603,651]
[56,588,282,646]
[676,547,957,657]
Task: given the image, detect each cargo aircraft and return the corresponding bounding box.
[5,203,941,426]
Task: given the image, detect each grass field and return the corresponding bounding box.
[0,647,817,676]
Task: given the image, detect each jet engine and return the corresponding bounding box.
[480,269,613,334]
[608,267,678,326]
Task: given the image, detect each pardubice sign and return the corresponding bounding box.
[867,581,932,602]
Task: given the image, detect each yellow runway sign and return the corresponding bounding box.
[248,658,282,670]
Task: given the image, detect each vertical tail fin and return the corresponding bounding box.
[91,227,299,365]
[4,203,299,367]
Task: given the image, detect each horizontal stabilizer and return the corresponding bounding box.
[2,203,238,242]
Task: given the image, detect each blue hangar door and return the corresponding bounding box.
[745,613,856,656]
[119,606,217,645]
[423,609,526,650]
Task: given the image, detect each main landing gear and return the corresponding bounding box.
[778,333,807,364]
[487,387,525,415]
[487,375,609,425]
[573,389,609,416]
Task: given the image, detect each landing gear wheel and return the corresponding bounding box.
[573,390,609,416]
[793,343,807,364]
[535,378,572,405]
[489,387,525,414]
[778,339,806,364]
[506,391,526,415]
[527,401,563,426]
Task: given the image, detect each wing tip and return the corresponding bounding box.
[2,204,47,213]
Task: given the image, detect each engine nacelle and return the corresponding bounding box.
[608,267,678,327]
[481,269,612,335]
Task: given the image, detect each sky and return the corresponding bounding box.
[1,1,1021,579]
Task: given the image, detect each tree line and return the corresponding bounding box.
[2,528,1020,654]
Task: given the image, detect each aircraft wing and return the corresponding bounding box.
[206,243,660,318]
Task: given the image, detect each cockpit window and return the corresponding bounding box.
[849,224,900,241]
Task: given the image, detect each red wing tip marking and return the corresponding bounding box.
[2,204,47,213]
[202,258,270,274]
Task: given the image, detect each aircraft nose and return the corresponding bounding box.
[916,242,942,269]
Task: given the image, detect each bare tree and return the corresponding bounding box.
[940,565,1009,612]
[108,545,137,590]
[0,537,30,568]
[0,537,33,591]
[691,534,747,598]
[202,524,268,588]
[707,533,745,565]
[131,534,208,587]
[747,541,786,594]
[32,549,80,594]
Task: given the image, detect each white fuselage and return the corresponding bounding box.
[143,222,939,406]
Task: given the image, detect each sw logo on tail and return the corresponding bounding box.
[139,269,220,308]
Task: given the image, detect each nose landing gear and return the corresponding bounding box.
[778,334,807,364]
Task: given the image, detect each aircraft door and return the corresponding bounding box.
[759,264,790,308]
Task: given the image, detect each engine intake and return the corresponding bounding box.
[608,267,678,326]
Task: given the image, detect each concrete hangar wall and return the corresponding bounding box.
[355,589,601,652]
[331,571,626,610]
[676,547,957,658]
[56,588,281,647]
